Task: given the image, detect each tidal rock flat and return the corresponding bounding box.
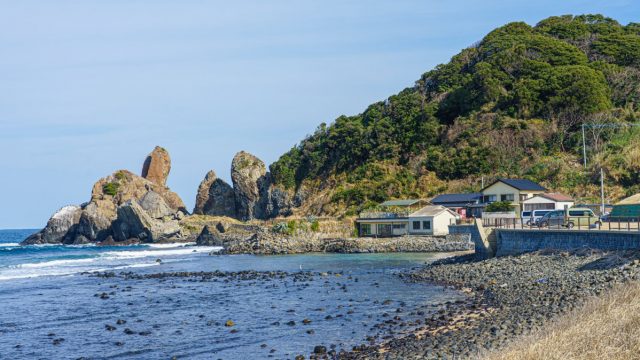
[341,250,640,359]
[0,250,462,360]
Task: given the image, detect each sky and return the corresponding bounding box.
[1,0,638,229]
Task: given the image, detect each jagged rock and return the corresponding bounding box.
[141,146,171,186]
[231,151,267,220]
[112,200,181,242]
[193,170,236,217]
[196,225,223,246]
[139,191,174,219]
[23,159,187,245]
[22,206,82,245]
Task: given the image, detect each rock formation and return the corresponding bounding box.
[194,151,294,221]
[231,151,267,220]
[195,225,223,246]
[141,146,171,186]
[22,205,82,244]
[193,170,236,217]
[23,147,187,245]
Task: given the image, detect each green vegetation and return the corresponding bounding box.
[310,220,320,232]
[102,182,120,196]
[267,15,640,215]
[485,201,516,213]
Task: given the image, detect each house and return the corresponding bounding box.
[481,178,546,215]
[355,199,425,237]
[407,205,458,235]
[355,203,457,237]
[521,193,574,212]
[610,194,640,220]
[431,193,482,218]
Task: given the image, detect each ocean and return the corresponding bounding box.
[0,229,461,359]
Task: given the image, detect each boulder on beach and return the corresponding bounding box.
[196,225,224,246]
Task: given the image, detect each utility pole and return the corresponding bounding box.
[600,168,605,215]
[582,123,587,168]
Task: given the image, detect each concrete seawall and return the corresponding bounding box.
[449,224,640,258]
[496,229,640,256]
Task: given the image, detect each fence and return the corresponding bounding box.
[451,216,640,232]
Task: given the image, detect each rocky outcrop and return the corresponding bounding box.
[23,205,82,244]
[112,200,182,242]
[22,147,187,245]
[191,151,299,221]
[231,151,267,220]
[141,146,171,186]
[195,225,223,246]
[193,170,236,217]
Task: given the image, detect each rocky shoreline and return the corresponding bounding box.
[196,224,474,255]
[332,249,640,359]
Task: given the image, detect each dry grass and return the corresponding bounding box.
[483,281,640,360]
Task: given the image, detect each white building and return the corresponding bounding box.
[521,193,574,211]
[356,204,458,236]
[408,205,459,235]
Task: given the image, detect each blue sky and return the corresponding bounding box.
[1,0,638,228]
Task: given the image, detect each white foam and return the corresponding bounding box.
[146,242,196,249]
[0,243,20,247]
[18,258,98,269]
[0,244,223,281]
[101,246,220,260]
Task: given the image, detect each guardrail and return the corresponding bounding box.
[450,217,640,232]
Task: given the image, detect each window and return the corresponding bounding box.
[483,195,497,203]
[360,224,371,235]
[392,224,406,229]
[520,194,529,201]
[501,194,515,202]
[422,221,431,230]
[412,221,420,230]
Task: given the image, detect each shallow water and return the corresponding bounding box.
[0,229,462,359]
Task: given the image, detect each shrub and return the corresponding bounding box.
[310,220,320,232]
[271,222,288,234]
[102,182,119,196]
[286,220,297,235]
[485,201,515,212]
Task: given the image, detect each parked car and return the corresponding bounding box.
[521,211,532,224]
[525,209,554,226]
[537,208,600,228]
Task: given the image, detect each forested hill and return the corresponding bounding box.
[269,15,640,216]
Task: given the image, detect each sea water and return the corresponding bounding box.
[0,229,461,359]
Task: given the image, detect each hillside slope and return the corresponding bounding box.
[269,14,640,216]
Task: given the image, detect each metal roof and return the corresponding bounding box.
[409,205,457,217]
[380,199,422,207]
[617,193,640,205]
[431,193,482,204]
[482,178,546,192]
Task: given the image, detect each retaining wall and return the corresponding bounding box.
[496,229,640,256]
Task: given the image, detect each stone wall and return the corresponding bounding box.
[496,229,640,256]
[449,223,496,260]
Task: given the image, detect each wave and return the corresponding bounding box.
[0,243,20,247]
[0,244,223,281]
[145,242,196,249]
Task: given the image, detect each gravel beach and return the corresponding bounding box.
[334,249,640,360]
